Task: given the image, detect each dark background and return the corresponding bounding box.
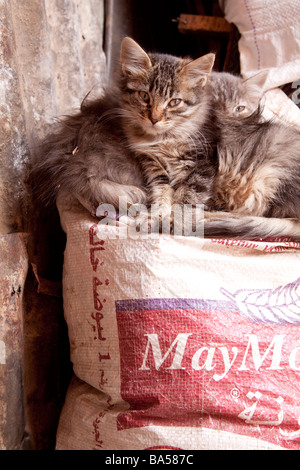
[104,0,239,82]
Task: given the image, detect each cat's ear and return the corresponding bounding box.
[243,70,269,92]
[120,37,152,77]
[181,53,215,87]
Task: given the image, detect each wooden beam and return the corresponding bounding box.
[177,13,232,35]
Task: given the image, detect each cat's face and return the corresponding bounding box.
[210,71,268,118]
[120,38,215,138]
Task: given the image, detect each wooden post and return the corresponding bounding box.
[177,14,232,35]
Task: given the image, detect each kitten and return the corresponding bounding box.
[203,107,300,239]
[119,39,269,222]
[33,37,300,240]
[32,37,217,221]
[32,86,147,214]
[203,73,300,239]
[120,38,300,240]
[120,38,217,205]
[119,37,217,231]
[207,70,268,118]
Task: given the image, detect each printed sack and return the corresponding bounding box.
[55,194,300,450]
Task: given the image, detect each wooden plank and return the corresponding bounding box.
[0,233,28,449]
[177,14,232,34]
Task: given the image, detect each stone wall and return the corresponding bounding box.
[0,0,106,449]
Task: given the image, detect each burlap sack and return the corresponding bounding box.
[55,194,300,450]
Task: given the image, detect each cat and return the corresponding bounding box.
[119,38,300,240]
[203,74,300,239]
[207,70,268,118]
[31,84,147,215]
[202,109,300,239]
[31,37,217,221]
[119,37,217,215]
[119,36,268,214]
[33,37,300,240]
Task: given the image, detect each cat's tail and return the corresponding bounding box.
[203,211,300,240]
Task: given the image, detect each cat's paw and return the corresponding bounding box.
[119,205,172,235]
[119,204,179,236]
[146,204,174,235]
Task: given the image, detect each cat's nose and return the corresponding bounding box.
[150,116,160,125]
[150,110,162,125]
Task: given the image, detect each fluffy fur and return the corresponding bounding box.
[32,37,300,240]
[120,37,217,212]
[207,70,268,118]
[120,39,300,239]
[31,88,146,214]
[32,38,217,219]
[204,98,300,239]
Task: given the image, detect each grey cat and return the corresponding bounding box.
[32,84,147,215]
[33,37,300,240]
[204,72,300,239]
[32,38,216,219]
[208,70,268,117]
[118,37,219,236]
[119,38,300,239]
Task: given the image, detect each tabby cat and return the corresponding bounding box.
[207,69,268,118]
[118,37,223,236]
[33,37,300,240]
[119,39,267,233]
[120,38,300,239]
[32,38,217,219]
[204,75,300,239]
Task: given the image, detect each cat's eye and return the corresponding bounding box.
[235,105,246,113]
[138,91,150,103]
[168,98,182,108]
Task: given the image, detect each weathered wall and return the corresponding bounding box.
[0,0,106,450]
[0,1,29,234]
[0,234,28,450]
[10,0,106,146]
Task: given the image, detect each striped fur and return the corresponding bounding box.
[31,38,216,215]
[120,39,300,239]
[205,107,300,239]
[120,37,217,212]
[32,37,300,240]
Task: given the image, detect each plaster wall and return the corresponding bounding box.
[0,0,106,449]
